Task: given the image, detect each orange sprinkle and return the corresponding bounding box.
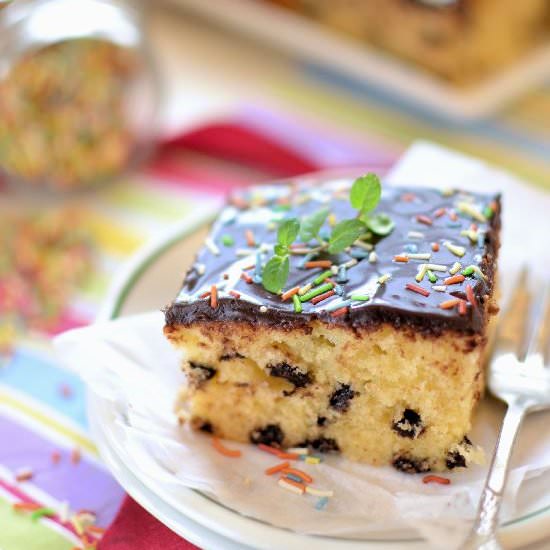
[210,285,218,309]
[431,242,440,252]
[304,260,332,269]
[281,467,313,484]
[405,283,430,297]
[444,274,465,285]
[330,306,349,318]
[449,211,458,221]
[277,452,300,460]
[241,272,253,284]
[401,193,416,202]
[458,300,467,316]
[465,283,477,309]
[86,525,106,536]
[439,298,460,310]
[281,286,300,301]
[393,255,409,263]
[278,476,306,492]
[490,200,498,211]
[51,450,61,465]
[212,437,242,458]
[13,502,42,511]
[265,461,290,475]
[230,195,248,209]
[416,215,433,226]
[311,290,335,305]
[229,290,241,299]
[258,443,282,455]
[71,448,81,465]
[15,470,33,482]
[434,208,446,218]
[199,291,210,299]
[245,229,255,247]
[423,475,451,485]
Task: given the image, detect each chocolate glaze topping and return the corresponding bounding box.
[165,178,500,335]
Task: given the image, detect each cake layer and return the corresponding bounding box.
[166,180,500,335]
[166,319,486,472]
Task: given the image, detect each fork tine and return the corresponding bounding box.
[493,267,530,357]
[521,279,550,361]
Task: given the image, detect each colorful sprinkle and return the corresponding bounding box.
[281,286,300,301]
[300,283,334,302]
[425,263,448,272]
[432,285,447,292]
[245,229,256,247]
[15,468,34,482]
[458,300,467,315]
[461,266,475,276]
[311,290,335,305]
[407,253,431,260]
[465,284,477,309]
[449,262,462,275]
[229,290,241,299]
[394,255,409,263]
[265,462,290,475]
[431,242,440,252]
[324,299,351,312]
[313,270,333,285]
[456,201,486,222]
[434,208,446,218]
[210,285,218,309]
[483,205,494,219]
[427,270,437,283]
[408,231,425,240]
[330,306,349,318]
[315,496,329,510]
[444,274,465,285]
[439,298,460,310]
[415,264,428,282]
[221,234,234,247]
[205,238,220,256]
[444,242,466,257]
[350,295,370,301]
[292,294,302,313]
[30,507,56,521]
[368,251,377,263]
[422,475,451,485]
[306,487,334,497]
[212,437,242,458]
[405,283,430,297]
[416,215,433,226]
[241,272,253,284]
[378,273,391,284]
[278,478,305,495]
[304,456,322,464]
[305,261,332,269]
[282,467,313,484]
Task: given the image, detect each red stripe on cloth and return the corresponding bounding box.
[98,497,200,550]
[160,123,320,177]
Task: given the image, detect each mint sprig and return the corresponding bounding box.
[261,173,394,294]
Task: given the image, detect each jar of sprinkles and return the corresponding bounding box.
[0,0,159,192]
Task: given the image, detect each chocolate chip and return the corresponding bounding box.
[250,424,284,447]
[198,421,213,433]
[317,416,327,427]
[392,456,431,474]
[463,435,472,446]
[220,352,245,361]
[188,361,216,381]
[329,383,356,412]
[267,362,311,388]
[446,450,466,469]
[303,438,340,453]
[392,408,425,439]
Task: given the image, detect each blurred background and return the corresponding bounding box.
[0,0,549,548]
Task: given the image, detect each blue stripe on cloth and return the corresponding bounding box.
[0,347,87,430]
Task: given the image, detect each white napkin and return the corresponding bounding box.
[55,143,550,549]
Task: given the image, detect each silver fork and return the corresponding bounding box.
[461,275,550,550]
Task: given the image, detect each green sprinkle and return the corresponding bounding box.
[300,283,334,302]
[350,295,370,301]
[30,507,56,521]
[292,294,302,313]
[483,205,494,219]
[221,234,234,247]
[427,270,437,283]
[313,270,333,286]
[461,266,475,276]
[272,204,291,212]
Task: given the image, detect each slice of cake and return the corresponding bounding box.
[164,174,500,472]
[266,0,549,85]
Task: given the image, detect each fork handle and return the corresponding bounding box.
[460,400,526,550]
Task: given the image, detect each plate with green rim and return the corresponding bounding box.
[91,165,550,550]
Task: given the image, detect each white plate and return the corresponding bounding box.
[164,0,550,120]
[93,147,550,548]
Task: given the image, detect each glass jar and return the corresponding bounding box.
[0,0,160,192]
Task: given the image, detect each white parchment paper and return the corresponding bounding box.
[55,143,550,549]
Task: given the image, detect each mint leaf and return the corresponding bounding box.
[262,255,290,293]
[274,244,288,256]
[350,173,381,214]
[328,219,366,253]
[277,218,300,247]
[366,213,395,236]
[299,207,329,243]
